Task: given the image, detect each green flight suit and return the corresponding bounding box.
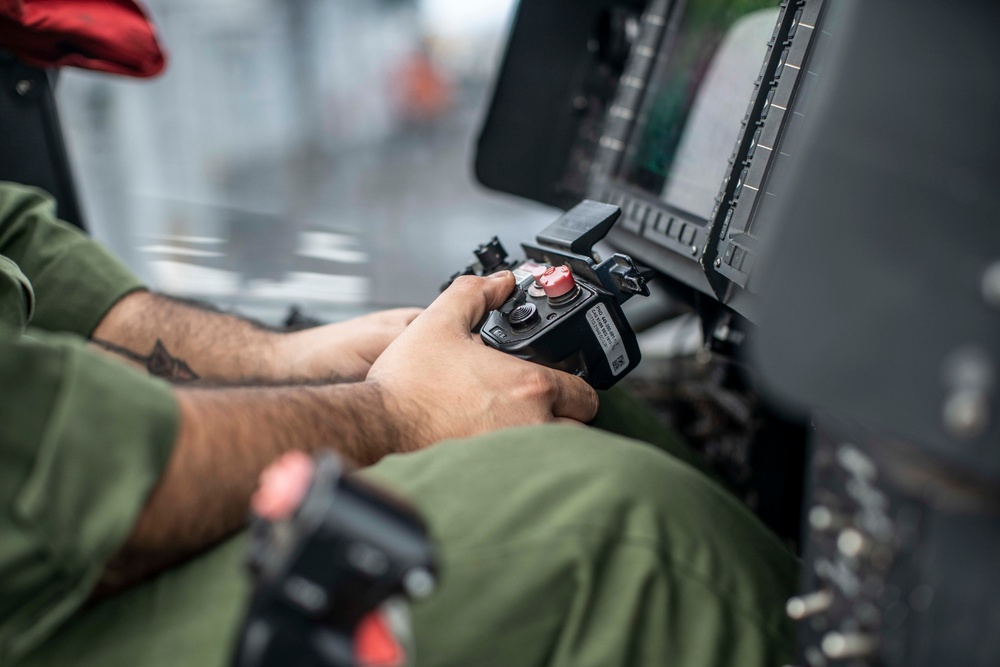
[0,183,178,664]
[0,182,797,667]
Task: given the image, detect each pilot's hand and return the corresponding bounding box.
[277,307,423,381]
[366,272,599,449]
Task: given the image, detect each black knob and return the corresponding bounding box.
[474,237,509,274]
[509,303,540,330]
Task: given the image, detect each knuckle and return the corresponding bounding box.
[585,387,600,418]
[447,276,488,310]
[449,275,483,292]
[522,371,556,401]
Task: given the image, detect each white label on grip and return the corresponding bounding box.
[586,303,629,376]
[512,268,532,285]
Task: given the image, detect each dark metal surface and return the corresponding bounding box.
[751,0,1000,482]
[794,424,1000,667]
[475,0,640,210]
[0,52,85,229]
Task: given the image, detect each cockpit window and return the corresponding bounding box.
[58,0,553,322]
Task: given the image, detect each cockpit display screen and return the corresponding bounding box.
[622,0,779,220]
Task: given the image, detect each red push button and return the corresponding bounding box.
[539,265,576,298]
[251,451,315,520]
[355,610,405,667]
[530,265,548,286]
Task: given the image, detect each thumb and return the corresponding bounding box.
[481,271,517,310]
[424,272,515,333]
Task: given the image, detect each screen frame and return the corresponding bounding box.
[586,0,827,318]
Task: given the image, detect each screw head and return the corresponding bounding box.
[808,505,835,531]
[943,389,989,439]
[14,79,32,96]
[690,245,698,255]
[403,568,436,599]
[837,528,867,558]
[714,258,722,268]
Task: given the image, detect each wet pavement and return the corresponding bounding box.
[114,103,558,324]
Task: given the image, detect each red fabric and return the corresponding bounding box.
[0,0,165,77]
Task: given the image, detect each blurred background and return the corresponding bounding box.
[56,0,558,323]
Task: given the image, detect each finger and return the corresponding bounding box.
[378,307,423,326]
[547,370,600,423]
[421,272,515,334]
[398,307,423,325]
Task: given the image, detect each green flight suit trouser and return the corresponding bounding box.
[17,391,798,667]
[0,182,797,666]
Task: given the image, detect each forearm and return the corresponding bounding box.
[98,380,398,593]
[91,290,283,382]
[90,291,421,383]
[97,273,599,594]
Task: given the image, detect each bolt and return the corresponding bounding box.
[821,632,877,660]
[808,505,839,532]
[786,589,833,620]
[943,347,994,390]
[403,568,436,599]
[714,258,722,268]
[943,389,989,439]
[803,646,826,667]
[690,245,698,255]
[837,528,868,558]
[15,79,32,96]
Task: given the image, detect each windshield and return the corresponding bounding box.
[58,0,554,324]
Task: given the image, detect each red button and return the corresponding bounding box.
[355,610,405,667]
[251,451,315,520]
[539,265,576,298]
[530,265,548,286]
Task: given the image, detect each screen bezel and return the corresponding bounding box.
[586,0,827,318]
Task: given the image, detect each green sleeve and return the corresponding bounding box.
[0,327,178,665]
[0,255,34,334]
[0,182,145,337]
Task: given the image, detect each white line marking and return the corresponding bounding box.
[143,234,226,245]
[139,245,224,258]
[297,232,368,264]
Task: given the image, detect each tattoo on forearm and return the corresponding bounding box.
[93,338,199,382]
